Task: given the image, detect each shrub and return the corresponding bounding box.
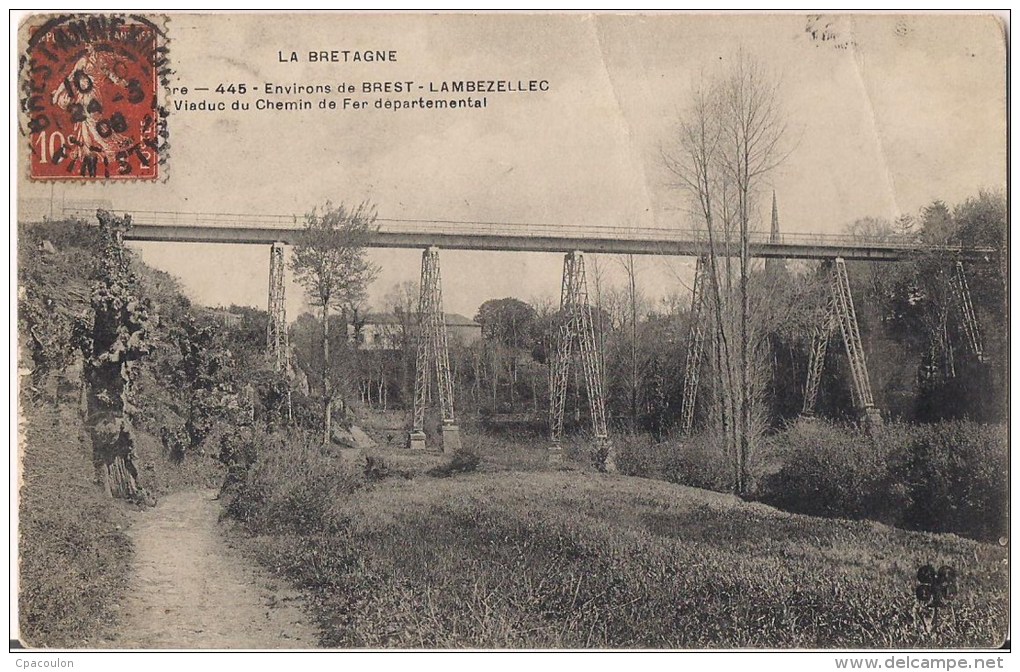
[364,455,390,481]
[225,429,364,535]
[218,425,270,492]
[428,448,481,478]
[160,425,190,462]
[895,421,1008,541]
[614,431,734,493]
[757,420,907,521]
[288,389,323,431]
[756,420,1007,542]
[662,433,736,492]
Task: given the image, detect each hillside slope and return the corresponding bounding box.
[233,461,1008,649]
[17,219,224,646]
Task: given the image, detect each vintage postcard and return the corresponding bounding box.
[12,10,1009,662]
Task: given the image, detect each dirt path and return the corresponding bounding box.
[108,489,319,649]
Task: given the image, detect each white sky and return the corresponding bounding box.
[17,13,1006,320]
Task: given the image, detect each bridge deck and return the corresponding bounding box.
[64,209,996,261]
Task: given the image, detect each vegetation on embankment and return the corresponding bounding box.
[18,401,134,647]
[614,419,1009,544]
[18,219,125,646]
[224,436,1007,649]
[17,219,225,646]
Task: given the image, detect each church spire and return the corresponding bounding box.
[766,191,782,273]
[770,190,780,244]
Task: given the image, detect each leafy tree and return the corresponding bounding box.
[474,298,540,413]
[290,201,379,444]
[288,311,355,435]
[838,193,1006,424]
[475,297,537,350]
[224,304,271,356]
[175,316,238,453]
[920,200,955,244]
[953,190,1006,316]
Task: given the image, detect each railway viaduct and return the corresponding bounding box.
[65,208,996,460]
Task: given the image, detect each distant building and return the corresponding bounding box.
[351,312,482,350]
[197,307,243,328]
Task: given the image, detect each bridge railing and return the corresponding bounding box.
[60,207,983,255]
[64,209,303,228]
[373,218,933,252]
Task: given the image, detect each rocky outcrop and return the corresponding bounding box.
[77,210,154,502]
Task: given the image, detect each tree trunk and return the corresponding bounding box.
[510,357,516,410]
[491,357,499,410]
[737,166,752,496]
[322,303,332,445]
[532,372,538,414]
[739,234,749,494]
[630,257,639,431]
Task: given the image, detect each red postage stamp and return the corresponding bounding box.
[20,14,169,181]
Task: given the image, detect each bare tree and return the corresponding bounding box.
[531,294,559,418]
[616,254,643,431]
[663,52,788,494]
[290,201,379,445]
[385,280,419,410]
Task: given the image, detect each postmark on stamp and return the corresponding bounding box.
[19,14,171,181]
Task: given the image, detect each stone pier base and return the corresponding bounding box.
[863,407,883,429]
[407,430,427,451]
[441,424,461,453]
[600,439,617,473]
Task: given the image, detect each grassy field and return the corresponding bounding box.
[231,440,1008,649]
